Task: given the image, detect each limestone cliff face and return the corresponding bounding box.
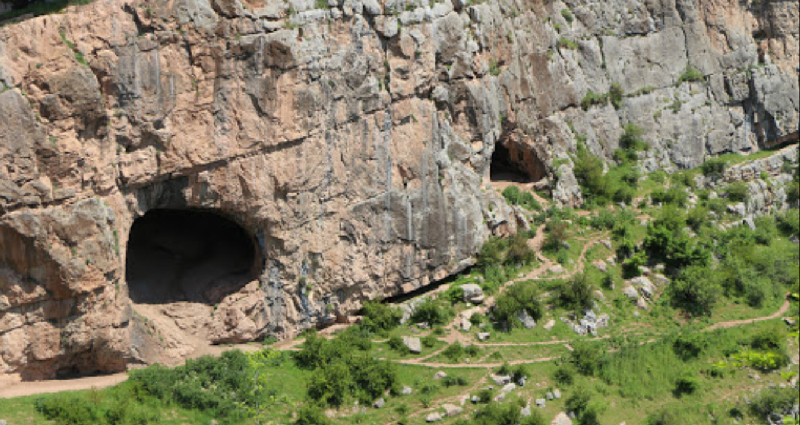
[0,0,796,379]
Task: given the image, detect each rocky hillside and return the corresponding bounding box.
[0,0,797,380]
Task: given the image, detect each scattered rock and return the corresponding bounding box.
[594,290,606,301]
[593,260,607,272]
[442,404,463,417]
[622,285,639,299]
[521,405,532,417]
[403,336,422,354]
[601,240,613,249]
[743,216,756,231]
[636,297,649,310]
[550,265,565,274]
[535,398,546,407]
[492,374,512,386]
[501,383,517,393]
[552,412,573,425]
[543,319,556,330]
[426,412,442,422]
[553,389,561,399]
[373,398,385,408]
[461,318,472,332]
[477,332,491,341]
[517,376,527,387]
[434,371,447,379]
[471,395,482,403]
[461,284,484,303]
[401,386,413,395]
[546,391,554,400]
[517,309,537,329]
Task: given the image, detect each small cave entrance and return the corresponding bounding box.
[490,141,546,183]
[125,209,261,305]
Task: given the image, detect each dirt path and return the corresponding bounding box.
[0,373,129,399]
[703,297,791,332]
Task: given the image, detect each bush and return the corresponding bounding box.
[361,300,402,334]
[502,186,542,211]
[35,394,100,425]
[442,375,469,387]
[557,37,578,50]
[701,157,727,177]
[493,283,543,328]
[668,266,721,316]
[673,373,700,397]
[677,66,703,85]
[570,341,604,376]
[544,220,569,252]
[725,182,749,202]
[619,123,649,152]
[580,90,607,110]
[777,208,799,236]
[672,333,708,360]
[554,273,597,313]
[443,342,465,362]
[754,215,778,245]
[422,334,437,348]
[388,336,406,353]
[609,83,624,109]
[748,386,799,419]
[560,8,574,23]
[553,363,576,385]
[471,402,546,425]
[750,326,787,352]
[411,298,451,326]
[295,404,333,425]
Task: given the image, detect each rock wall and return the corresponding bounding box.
[0,0,797,379]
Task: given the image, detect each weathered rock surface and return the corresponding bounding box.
[0,0,797,380]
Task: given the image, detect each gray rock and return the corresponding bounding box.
[426,412,442,422]
[477,332,490,341]
[442,404,462,417]
[517,309,537,329]
[521,405,531,417]
[501,383,516,393]
[403,336,421,354]
[622,285,639,299]
[535,398,546,407]
[492,374,512,385]
[546,391,555,400]
[401,386,413,395]
[471,395,481,403]
[553,389,562,399]
[552,412,573,425]
[461,317,472,332]
[434,371,447,379]
[373,398,385,408]
[461,283,484,303]
[743,216,756,231]
[550,265,565,275]
[543,319,556,330]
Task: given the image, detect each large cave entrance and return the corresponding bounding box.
[125,209,260,305]
[490,142,532,183]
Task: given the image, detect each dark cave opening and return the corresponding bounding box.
[125,209,261,305]
[490,142,532,183]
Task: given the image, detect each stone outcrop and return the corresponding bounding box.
[0,0,797,380]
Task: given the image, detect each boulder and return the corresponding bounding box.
[543,319,556,330]
[403,336,422,354]
[517,309,537,329]
[552,412,573,425]
[442,404,463,417]
[492,374,512,385]
[373,398,385,408]
[401,386,413,395]
[477,332,491,341]
[434,371,447,379]
[461,284,484,303]
[535,398,546,407]
[553,389,562,399]
[521,405,532,417]
[501,383,517,393]
[426,412,442,422]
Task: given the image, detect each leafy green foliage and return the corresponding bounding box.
[569,341,604,376]
[701,157,728,177]
[411,298,452,326]
[553,273,597,313]
[560,8,574,23]
[360,300,402,335]
[557,37,578,50]
[35,393,101,425]
[493,283,543,328]
[294,404,333,425]
[609,83,624,109]
[580,90,607,110]
[725,181,749,202]
[502,186,541,211]
[676,66,703,85]
[668,266,722,316]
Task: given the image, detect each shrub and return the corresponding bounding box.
[609,83,624,109]
[701,157,727,177]
[750,326,787,352]
[668,266,721,316]
[677,65,703,85]
[580,90,607,110]
[557,37,578,50]
[544,220,569,252]
[725,182,749,202]
[502,186,542,211]
[35,394,100,425]
[493,283,543,328]
[673,372,700,397]
[777,208,799,236]
[619,123,649,152]
[748,386,799,419]
[443,342,465,362]
[442,375,468,387]
[388,336,406,353]
[554,273,597,313]
[570,341,604,376]
[422,334,437,348]
[672,333,708,360]
[361,300,403,334]
[754,215,778,245]
[295,404,334,425]
[411,298,451,326]
[560,8,574,23]
[553,363,576,385]
[505,232,537,266]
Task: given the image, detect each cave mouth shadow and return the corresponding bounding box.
[125,209,261,305]
[490,142,531,183]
